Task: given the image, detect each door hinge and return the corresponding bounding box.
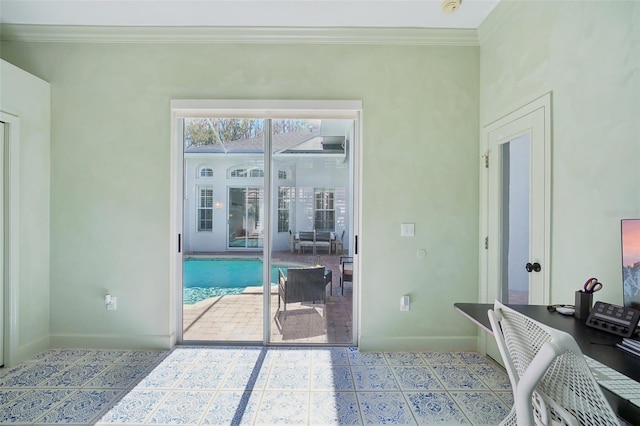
[484,236,488,250]
[483,152,489,168]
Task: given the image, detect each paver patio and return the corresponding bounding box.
[182,252,353,344]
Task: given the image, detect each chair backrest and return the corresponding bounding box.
[340,257,353,279]
[316,231,331,242]
[282,266,325,303]
[488,301,619,426]
[298,231,315,242]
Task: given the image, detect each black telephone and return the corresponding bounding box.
[586,301,640,337]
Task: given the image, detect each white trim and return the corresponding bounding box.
[0,121,3,367]
[359,336,479,352]
[0,25,479,46]
[170,116,183,345]
[263,120,273,344]
[171,100,362,346]
[480,92,552,305]
[50,333,173,349]
[0,111,20,367]
[171,99,363,119]
[353,111,362,348]
[12,335,49,365]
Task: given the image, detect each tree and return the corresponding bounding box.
[185,118,264,147]
[185,118,313,147]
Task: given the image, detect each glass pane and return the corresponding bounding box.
[228,192,263,247]
[269,118,354,344]
[501,134,530,304]
[182,117,264,343]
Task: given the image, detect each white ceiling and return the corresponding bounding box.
[0,0,501,29]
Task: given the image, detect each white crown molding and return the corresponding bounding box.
[0,24,479,46]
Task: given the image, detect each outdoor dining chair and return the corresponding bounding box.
[338,256,353,296]
[276,266,326,323]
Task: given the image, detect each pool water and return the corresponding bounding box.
[183,258,291,304]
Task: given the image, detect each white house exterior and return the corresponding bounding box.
[183,120,353,253]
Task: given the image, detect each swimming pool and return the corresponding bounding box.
[183,258,294,304]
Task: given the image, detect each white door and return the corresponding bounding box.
[482,94,551,307]
[480,95,551,361]
[1,121,5,366]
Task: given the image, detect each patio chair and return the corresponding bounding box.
[332,230,345,255]
[288,230,296,253]
[488,300,619,426]
[296,231,315,254]
[315,231,332,254]
[338,256,353,296]
[277,266,327,320]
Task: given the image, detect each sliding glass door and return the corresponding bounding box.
[182,118,266,343]
[269,118,354,344]
[174,101,360,346]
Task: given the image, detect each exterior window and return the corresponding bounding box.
[229,167,264,178]
[198,186,213,231]
[230,168,247,178]
[278,187,292,232]
[278,170,288,180]
[199,167,213,178]
[314,188,335,231]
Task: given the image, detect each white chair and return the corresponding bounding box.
[488,301,620,426]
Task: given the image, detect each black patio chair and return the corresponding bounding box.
[277,266,326,321]
[338,256,353,296]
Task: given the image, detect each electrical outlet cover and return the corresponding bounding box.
[401,223,415,237]
[107,296,117,310]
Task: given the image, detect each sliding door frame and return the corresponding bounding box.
[170,100,363,346]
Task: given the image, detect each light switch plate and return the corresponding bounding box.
[401,223,415,237]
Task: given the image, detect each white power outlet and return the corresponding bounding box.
[400,295,410,312]
[106,296,117,310]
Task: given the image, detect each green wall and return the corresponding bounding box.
[0,42,480,350]
[3,0,637,354]
[479,1,640,305]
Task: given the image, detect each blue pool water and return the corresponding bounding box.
[183,258,291,304]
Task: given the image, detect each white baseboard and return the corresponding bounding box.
[10,335,50,367]
[50,334,174,350]
[358,335,480,352]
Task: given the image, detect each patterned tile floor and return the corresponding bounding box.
[0,347,513,425]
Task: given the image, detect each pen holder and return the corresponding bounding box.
[575,290,593,320]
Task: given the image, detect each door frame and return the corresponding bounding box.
[1,112,21,367]
[478,93,552,354]
[170,100,362,346]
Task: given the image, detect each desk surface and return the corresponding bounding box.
[454,302,640,424]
